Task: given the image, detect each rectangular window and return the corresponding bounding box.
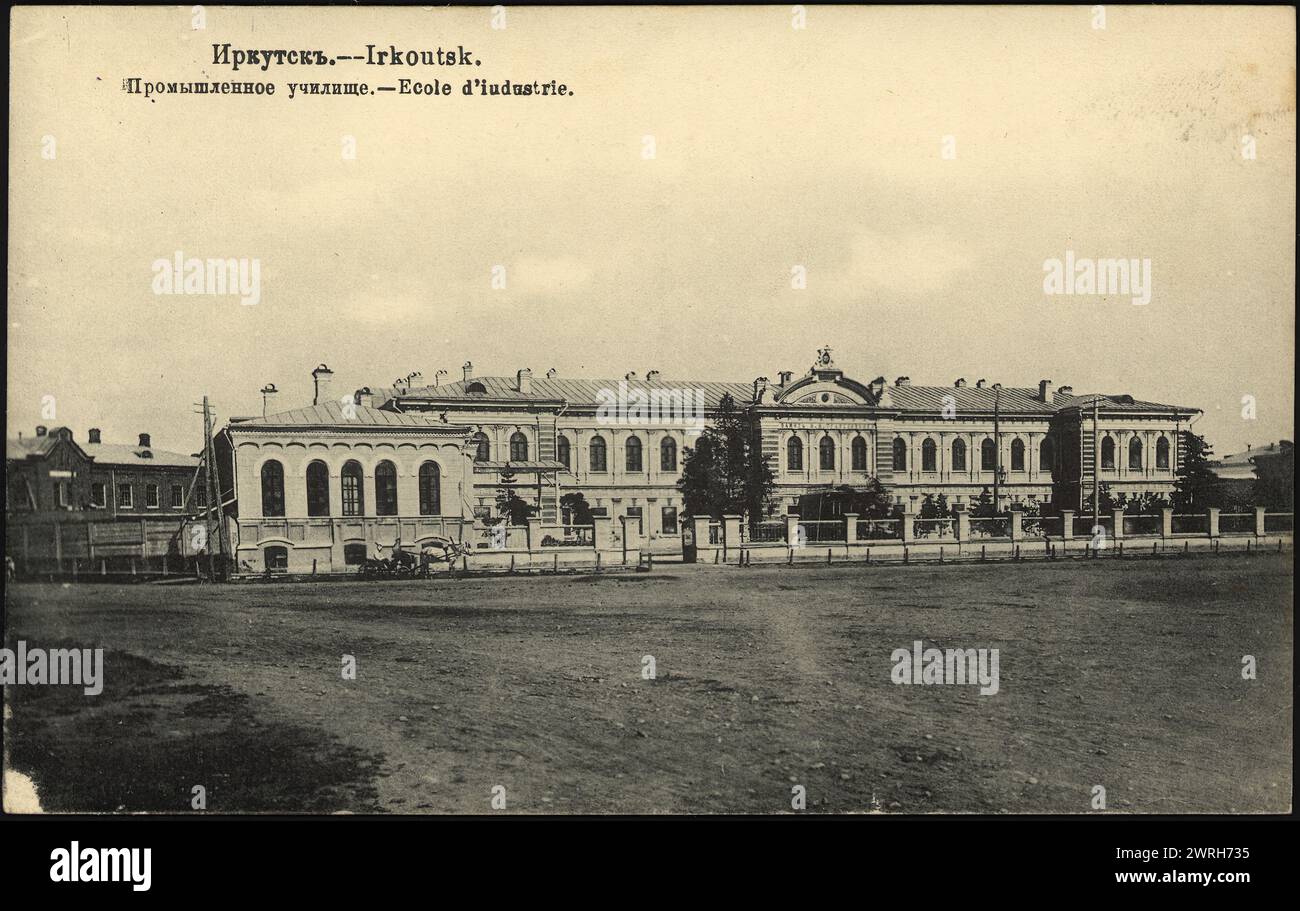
[171,484,185,508]
[117,483,133,509]
[90,482,106,508]
[661,507,678,535]
[195,486,207,508]
[56,481,69,508]
[145,483,159,508]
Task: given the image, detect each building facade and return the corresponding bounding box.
[5,425,204,573]
[217,351,1200,571]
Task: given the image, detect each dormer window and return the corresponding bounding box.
[466,381,488,395]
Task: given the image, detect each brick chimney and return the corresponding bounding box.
[354,387,377,409]
[260,383,279,417]
[516,368,533,394]
[975,379,987,389]
[138,433,152,448]
[35,425,47,436]
[954,378,967,388]
[1058,385,1073,396]
[869,376,886,398]
[894,376,911,386]
[462,361,474,382]
[88,428,102,444]
[778,370,794,386]
[311,364,334,406]
[646,370,661,381]
[1038,379,1054,404]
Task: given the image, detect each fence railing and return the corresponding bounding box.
[1171,514,1207,535]
[540,525,594,547]
[745,522,787,543]
[1264,512,1294,533]
[1021,516,1059,538]
[798,520,845,543]
[856,518,901,540]
[912,518,955,540]
[1218,513,1256,536]
[1122,514,1161,536]
[968,517,1010,539]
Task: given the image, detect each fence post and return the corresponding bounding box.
[1112,508,1125,541]
[955,506,970,543]
[1060,509,1075,541]
[1161,507,1174,540]
[843,513,858,545]
[902,513,915,544]
[592,515,614,551]
[721,515,742,563]
[1206,507,1220,539]
[784,514,800,545]
[526,516,544,552]
[1255,506,1266,537]
[1009,510,1023,543]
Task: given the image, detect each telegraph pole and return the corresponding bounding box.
[992,385,1002,509]
[196,396,230,580]
[1092,396,1101,522]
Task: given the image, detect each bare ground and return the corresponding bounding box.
[2,553,1292,814]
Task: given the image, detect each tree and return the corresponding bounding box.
[560,491,595,526]
[1252,443,1294,510]
[494,468,537,525]
[677,393,775,519]
[1173,432,1219,511]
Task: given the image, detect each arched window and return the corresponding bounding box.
[819,436,835,471]
[263,545,288,573]
[625,436,643,472]
[306,460,330,516]
[1039,438,1054,472]
[892,437,907,471]
[922,438,937,472]
[1128,437,1143,470]
[556,436,571,469]
[341,460,364,516]
[787,436,803,471]
[375,460,398,516]
[589,436,607,472]
[981,438,997,471]
[1101,436,1115,469]
[851,436,867,471]
[472,432,491,463]
[260,460,285,517]
[952,438,967,471]
[418,461,441,515]
[660,437,677,471]
[1011,438,1025,472]
[1156,436,1170,469]
[509,431,528,462]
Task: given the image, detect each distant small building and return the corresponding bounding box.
[5,426,205,576]
[1209,440,1294,507]
[6,425,200,516]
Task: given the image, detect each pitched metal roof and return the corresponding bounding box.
[400,375,754,409]
[399,375,1196,416]
[6,428,198,467]
[232,400,471,431]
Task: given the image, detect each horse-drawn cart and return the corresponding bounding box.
[358,537,471,579]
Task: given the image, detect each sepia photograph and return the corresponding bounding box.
[2,1,1294,884]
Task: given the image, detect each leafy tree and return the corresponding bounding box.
[677,393,774,519]
[560,491,595,526]
[1252,444,1294,510]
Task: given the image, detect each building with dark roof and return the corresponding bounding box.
[216,350,1201,571]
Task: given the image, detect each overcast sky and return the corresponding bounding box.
[9,6,1295,458]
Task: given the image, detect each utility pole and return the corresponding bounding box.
[1092,396,1101,522]
[992,385,1001,509]
[197,396,230,580]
